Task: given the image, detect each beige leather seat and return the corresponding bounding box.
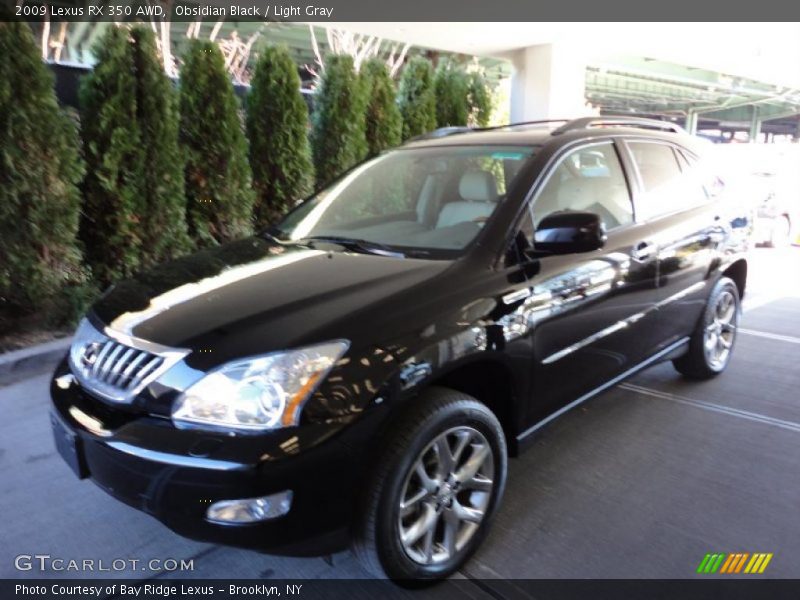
[436,171,499,228]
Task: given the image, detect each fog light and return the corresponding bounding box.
[206,491,292,524]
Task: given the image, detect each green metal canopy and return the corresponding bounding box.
[587,56,800,137]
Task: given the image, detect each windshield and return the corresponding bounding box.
[273,145,538,257]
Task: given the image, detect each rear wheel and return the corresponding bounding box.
[353,387,507,583]
[673,276,739,380]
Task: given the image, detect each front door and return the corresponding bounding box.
[512,140,662,425]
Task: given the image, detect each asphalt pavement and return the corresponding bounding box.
[1,248,798,594]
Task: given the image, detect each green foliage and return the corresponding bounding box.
[434,60,469,128]
[397,56,437,141]
[78,27,143,285]
[467,71,493,127]
[180,40,254,247]
[361,59,402,158]
[129,28,190,267]
[311,54,368,188]
[247,46,313,227]
[0,21,93,332]
[80,26,189,286]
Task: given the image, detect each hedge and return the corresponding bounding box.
[468,71,493,127]
[361,58,402,157]
[311,54,368,187]
[397,56,437,141]
[180,40,255,246]
[80,26,189,287]
[128,28,190,268]
[247,46,314,227]
[434,60,470,128]
[0,21,91,333]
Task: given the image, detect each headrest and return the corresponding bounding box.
[459,171,498,202]
[556,177,611,209]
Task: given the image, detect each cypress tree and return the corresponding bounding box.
[247,46,313,227]
[311,54,368,188]
[468,71,493,127]
[79,27,143,285]
[80,26,189,286]
[0,20,91,331]
[361,58,402,157]
[397,56,437,141]
[434,60,470,128]
[130,27,190,267]
[180,40,255,246]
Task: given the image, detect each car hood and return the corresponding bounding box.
[91,237,452,357]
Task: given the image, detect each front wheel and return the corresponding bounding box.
[353,388,507,583]
[673,276,740,379]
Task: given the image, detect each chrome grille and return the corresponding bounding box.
[79,340,164,392]
[69,319,188,404]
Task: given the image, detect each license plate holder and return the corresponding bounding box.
[51,412,89,479]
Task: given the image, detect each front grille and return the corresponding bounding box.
[78,340,164,393]
[69,320,188,404]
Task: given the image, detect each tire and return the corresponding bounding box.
[353,387,507,584]
[672,276,740,380]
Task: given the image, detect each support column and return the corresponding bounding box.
[749,106,762,143]
[508,43,593,122]
[685,110,699,135]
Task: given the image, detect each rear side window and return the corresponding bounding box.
[629,141,707,219]
[676,148,725,199]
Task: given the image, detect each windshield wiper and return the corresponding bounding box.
[260,227,284,242]
[301,236,405,258]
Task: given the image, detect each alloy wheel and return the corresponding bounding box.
[397,426,495,566]
[703,289,737,370]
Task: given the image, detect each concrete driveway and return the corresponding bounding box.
[1,248,798,595]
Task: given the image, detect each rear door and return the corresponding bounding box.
[621,139,722,350]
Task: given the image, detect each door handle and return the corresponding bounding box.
[631,240,656,262]
[502,288,532,305]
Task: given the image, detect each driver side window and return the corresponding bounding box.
[531,142,634,231]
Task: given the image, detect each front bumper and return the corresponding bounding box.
[49,357,372,556]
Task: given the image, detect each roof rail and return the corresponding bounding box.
[405,117,684,145]
[493,119,571,129]
[407,126,474,142]
[408,120,571,142]
[552,117,685,135]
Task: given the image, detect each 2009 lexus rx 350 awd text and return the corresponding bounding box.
[51,117,749,582]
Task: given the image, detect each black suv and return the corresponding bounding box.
[51,117,748,582]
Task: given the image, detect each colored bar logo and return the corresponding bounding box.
[697,553,773,574]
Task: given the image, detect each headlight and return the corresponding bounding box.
[171,341,349,432]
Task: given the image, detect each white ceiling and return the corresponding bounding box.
[318,22,800,88]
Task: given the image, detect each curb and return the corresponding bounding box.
[0,337,72,386]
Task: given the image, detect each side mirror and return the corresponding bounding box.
[533,211,607,255]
